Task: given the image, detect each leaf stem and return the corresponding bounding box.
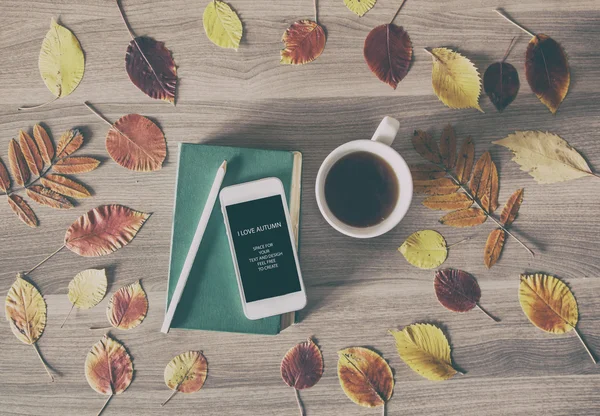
[494,9,535,37]
[573,326,597,364]
[89,326,112,330]
[314,0,318,24]
[294,388,305,416]
[84,102,114,127]
[61,304,75,328]
[475,303,500,322]
[27,244,65,275]
[33,343,54,382]
[97,394,113,416]
[18,96,59,111]
[382,402,386,416]
[161,389,178,406]
[116,0,137,40]
[502,36,518,62]
[390,0,408,24]
[447,236,472,248]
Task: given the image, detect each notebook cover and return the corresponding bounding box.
[167,143,301,335]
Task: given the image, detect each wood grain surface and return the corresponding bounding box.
[1,0,600,415]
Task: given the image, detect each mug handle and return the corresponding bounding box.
[370,116,400,146]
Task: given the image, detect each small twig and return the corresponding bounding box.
[61,305,75,328]
[313,0,318,24]
[294,388,305,416]
[494,9,535,37]
[475,303,500,322]
[90,326,112,330]
[161,389,178,406]
[447,236,472,249]
[84,102,114,127]
[502,36,518,62]
[33,343,54,382]
[97,394,113,416]
[573,326,597,364]
[18,97,59,111]
[116,0,137,40]
[27,244,65,275]
[390,0,408,24]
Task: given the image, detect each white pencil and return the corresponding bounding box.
[161,160,227,334]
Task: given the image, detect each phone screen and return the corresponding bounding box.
[226,195,301,302]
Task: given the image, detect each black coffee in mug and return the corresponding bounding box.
[324,151,399,228]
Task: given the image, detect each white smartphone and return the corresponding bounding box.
[220,177,307,320]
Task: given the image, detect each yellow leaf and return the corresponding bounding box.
[68,269,108,309]
[493,131,594,184]
[203,0,243,50]
[428,47,482,112]
[344,0,376,17]
[398,230,447,269]
[5,274,46,345]
[39,18,84,98]
[162,351,208,406]
[390,323,458,381]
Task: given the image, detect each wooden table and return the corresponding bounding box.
[1,0,599,414]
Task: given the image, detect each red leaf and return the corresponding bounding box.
[19,130,44,176]
[483,61,520,112]
[281,338,323,390]
[363,24,412,89]
[280,20,326,65]
[27,185,74,209]
[434,269,480,312]
[107,280,148,330]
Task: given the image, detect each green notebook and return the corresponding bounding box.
[166,143,302,335]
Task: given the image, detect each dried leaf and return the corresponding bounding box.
[281,338,323,390]
[33,124,54,165]
[484,228,505,269]
[41,174,91,199]
[56,129,83,159]
[8,194,38,228]
[439,124,457,169]
[410,164,446,181]
[337,347,393,408]
[414,178,459,195]
[363,24,412,89]
[428,47,483,112]
[439,208,487,227]
[53,156,100,174]
[500,188,524,226]
[27,185,73,209]
[38,18,84,98]
[469,152,498,212]
[64,204,150,257]
[5,275,46,345]
[105,114,167,172]
[163,351,208,406]
[0,156,11,192]
[455,136,475,183]
[9,139,30,186]
[493,131,594,184]
[412,130,441,164]
[483,61,519,112]
[19,130,43,176]
[526,34,570,114]
[344,0,376,16]
[399,230,447,269]
[68,269,108,309]
[107,281,148,330]
[390,323,458,381]
[203,0,243,50]
[423,193,473,211]
[281,20,326,65]
[435,269,481,313]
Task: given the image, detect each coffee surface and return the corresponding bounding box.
[324,151,399,228]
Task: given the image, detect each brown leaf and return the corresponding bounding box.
[64,204,150,257]
[280,20,326,65]
[27,185,73,209]
[412,130,441,164]
[500,188,524,226]
[439,124,457,169]
[363,24,412,89]
[281,338,323,390]
[106,114,167,172]
[484,228,505,268]
[56,129,83,159]
[469,152,499,212]
[19,130,44,176]
[414,178,459,195]
[8,139,30,186]
[7,194,38,227]
[33,124,54,165]
[455,136,474,183]
[423,192,473,210]
[434,269,481,312]
[483,61,520,112]
[107,280,148,330]
[440,208,487,227]
[41,174,91,198]
[526,34,570,114]
[410,164,446,181]
[53,157,101,174]
[0,156,10,192]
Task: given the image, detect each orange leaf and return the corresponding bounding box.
[33,124,54,165]
[484,228,505,268]
[409,164,446,180]
[414,178,459,195]
[53,156,101,174]
[500,188,524,226]
[19,130,44,176]
[281,20,326,65]
[363,24,412,89]
[8,139,30,186]
[439,124,457,169]
[56,129,83,159]
[27,185,73,209]
[469,152,499,212]
[64,204,150,256]
[281,338,323,390]
[440,208,487,227]
[41,174,91,198]
[7,194,38,228]
[423,192,473,210]
[105,114,166,172]
[455,136,474,183]
[412,130,441,164]
[107,280,148,330]
[163,351,208,406]
[0,156,10,192]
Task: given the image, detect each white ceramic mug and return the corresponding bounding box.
[315,116,413,238]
